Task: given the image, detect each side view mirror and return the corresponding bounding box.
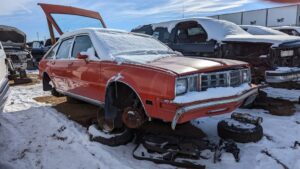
[77,53,88,60]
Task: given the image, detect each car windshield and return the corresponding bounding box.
[243,26,286,35]
[96,31,177,61]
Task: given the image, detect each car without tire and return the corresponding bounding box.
[39,4,258,131]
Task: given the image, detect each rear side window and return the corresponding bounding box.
[45,44,58,60]
[71,35,94,58]
[56,38,73,59]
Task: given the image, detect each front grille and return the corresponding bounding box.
[200,69,250,91]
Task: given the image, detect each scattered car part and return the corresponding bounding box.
[122,107,146,129]
[133,135,207,169]
[132,17,300,87]
[252,90,296,116]
[88,107,133,147]
[231,112,263,125]
[133,122,240,168]
[218,118,263,143]
[214,139,240,163]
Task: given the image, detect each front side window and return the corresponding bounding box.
[71,35,94,58]
[56,38,73,59]
[45,44,58,60]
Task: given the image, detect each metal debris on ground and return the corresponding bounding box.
[132,122,241,169]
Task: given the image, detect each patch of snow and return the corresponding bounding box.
[173,83,252,104]
[1,78,300,169]
[274,67,300,72]
[88,125,125,139]
[80,47,99,61]
[261,87,300,102]
[224,118,257,130]
[0,84,173,169]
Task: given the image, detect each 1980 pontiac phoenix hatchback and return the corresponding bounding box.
[39,28,258,131]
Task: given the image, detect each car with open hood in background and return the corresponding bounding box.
[240,25,288,36]
[38,3,258,134]
[273,26,300,36]
[132,17,300,87]
[0,25,34,84]
[0,42,10,112]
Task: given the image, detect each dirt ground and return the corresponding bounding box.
[11,73,99,127]
[9,74,41,87]
[34,96,99,127]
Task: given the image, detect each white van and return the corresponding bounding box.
[0,42,9,111]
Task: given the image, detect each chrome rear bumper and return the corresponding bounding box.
[171,87,258,130]
[265,68,300,83]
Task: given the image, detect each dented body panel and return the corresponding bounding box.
[38,28,258,129]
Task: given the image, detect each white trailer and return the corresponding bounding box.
[219,12,242,25]
[242,9,267,26]
[212,5,300,27]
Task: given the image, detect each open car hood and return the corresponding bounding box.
[0,25,26,48]
[39,3,106,44]
[223,34,300,47]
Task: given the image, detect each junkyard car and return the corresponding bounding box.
[0,42,10,111]
[240,25,288,36]
[273,26,300,36]
[132,17,300,84]
[39,28,258,131]
[0,25,34,82]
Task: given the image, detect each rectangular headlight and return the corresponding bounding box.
[281,50,294,57]
[241,68,251,83]
[176,78,188,95]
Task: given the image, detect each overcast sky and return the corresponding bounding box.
[0,0,294,41]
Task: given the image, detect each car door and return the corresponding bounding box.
[168,21,216,56]
[51,38,74,91]
[68,35,101,102]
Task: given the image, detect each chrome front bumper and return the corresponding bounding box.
[171,88,258,130]
[0,78,10,111]
[265,68,300,83]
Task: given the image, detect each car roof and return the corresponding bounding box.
[60,28,151,40]
[140,17,249,42]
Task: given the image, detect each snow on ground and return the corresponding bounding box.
[0,83,300,169]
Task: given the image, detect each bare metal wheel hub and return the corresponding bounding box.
[122,107,146,129]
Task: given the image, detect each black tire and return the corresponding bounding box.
[89,125,133,147]
[89,107,133,147]
[217,118,263,143]
[51,88,61,97]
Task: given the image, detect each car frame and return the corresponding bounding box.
[39,28,258,130]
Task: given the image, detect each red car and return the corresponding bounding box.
[38,4,258,133]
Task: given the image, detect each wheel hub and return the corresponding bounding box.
[122,107,146,129]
